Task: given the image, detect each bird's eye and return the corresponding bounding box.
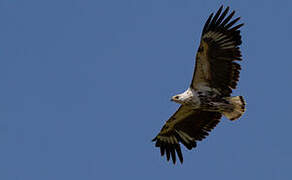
[175,96,179,99]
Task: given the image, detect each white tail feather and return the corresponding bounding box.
[223,96,246,121]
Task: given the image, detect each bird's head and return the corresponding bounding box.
[171,95,182,103]
[171,88,194,105]
[171,94,190,104]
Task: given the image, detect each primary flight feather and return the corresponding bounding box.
[152,6,245,164]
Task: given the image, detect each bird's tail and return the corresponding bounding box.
[223,96,246,121]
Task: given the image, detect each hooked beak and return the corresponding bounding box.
[171,96,176,102]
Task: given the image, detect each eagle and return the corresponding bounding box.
[152,6,246,164]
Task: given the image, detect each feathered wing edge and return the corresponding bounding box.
[202,5,243,46]
[152,107,221,164]
[192,5,244,96]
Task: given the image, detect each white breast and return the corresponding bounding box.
[180,88,201,107]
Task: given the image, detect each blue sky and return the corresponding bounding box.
[0,0,291,179]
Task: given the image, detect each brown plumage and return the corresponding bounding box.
[192,6,243,96]
[152,6,245,164]
[153,107,221,164]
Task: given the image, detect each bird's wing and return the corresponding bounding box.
[191,6,243,96]
[152,106,221,164]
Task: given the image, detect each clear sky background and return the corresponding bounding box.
[0,0,291,179]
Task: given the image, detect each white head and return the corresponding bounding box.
[171,88,193,105]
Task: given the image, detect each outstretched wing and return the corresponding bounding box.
[191,6,243,96]
[152,106,221,164]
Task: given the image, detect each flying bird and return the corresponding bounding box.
[152,6,246,164]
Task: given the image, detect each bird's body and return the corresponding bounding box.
[152,6,246,164]
[172,86,243,119]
